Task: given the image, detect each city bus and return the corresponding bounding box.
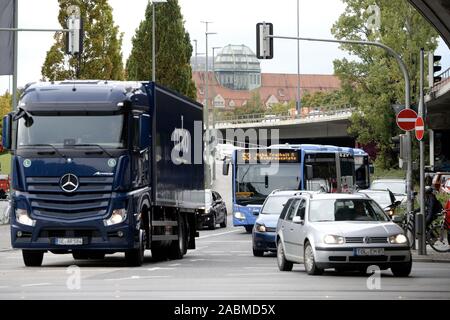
[223,146,356,232]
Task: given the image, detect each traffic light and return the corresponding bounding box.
[428,52,442,87]
[256,22,273,59]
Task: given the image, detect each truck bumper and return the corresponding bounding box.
[11,220,137,252]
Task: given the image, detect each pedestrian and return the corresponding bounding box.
[424,186,443,229]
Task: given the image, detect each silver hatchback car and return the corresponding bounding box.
[276,193,412,277]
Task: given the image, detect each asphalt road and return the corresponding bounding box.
[0,216,450,300]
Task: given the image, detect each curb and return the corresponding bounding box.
[412,257,450,263]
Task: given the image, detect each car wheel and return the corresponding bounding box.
[391,260,412,277]
[209,214,216,230]
[303,242,323,275]
[253,248,264,257]
[22,250,44,267]
[277,240,293,271]
[245,225,253,233]
[220,212,227,228]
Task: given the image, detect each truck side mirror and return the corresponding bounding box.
[139,114,150,150]
[305,165,313,180]
[222,161,229,176]
[2,114,12,151]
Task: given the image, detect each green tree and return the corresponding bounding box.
[126,0,196,99]
[233,91,265,116]
[41,0,124,81]
[332,0,438,168]
[301,90,349,109]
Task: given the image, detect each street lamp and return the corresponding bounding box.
[296,0,301,113]
[201,21,217,188]
[151,0,167,82]
[212,46,222,75]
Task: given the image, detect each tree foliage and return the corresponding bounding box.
[41,0,124,81]
[126,0,196,99]
[301,90,350,109]
[233,91,266,116]
[332,0,438,168]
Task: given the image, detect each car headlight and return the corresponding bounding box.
[234,212,245,220]
[255,224,266,232]
[15,209,35,227]
[104,209,127,226]
[324,234,345,245]
[389,234,408,244]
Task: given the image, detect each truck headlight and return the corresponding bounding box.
[324,234,344,244]
[389,234,408,244]
[16,209,35,227]
[255,223,266,232]
[104,209,127,226]
[234,212,245,220]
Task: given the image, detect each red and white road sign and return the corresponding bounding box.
[415,117,425,141]
[396,109,418,131]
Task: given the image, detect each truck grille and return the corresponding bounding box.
[26,177,113,219]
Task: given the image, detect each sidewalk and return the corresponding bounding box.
[411,249,450,263]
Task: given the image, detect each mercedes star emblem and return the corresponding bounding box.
[60,174,79,193]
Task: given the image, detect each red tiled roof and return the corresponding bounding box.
[192,71,341,108]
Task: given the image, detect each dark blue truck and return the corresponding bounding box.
[2,80,204,267]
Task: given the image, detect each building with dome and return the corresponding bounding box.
[191,44,341,110]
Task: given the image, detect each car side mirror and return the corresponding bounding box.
[392,215,403,223]
[305,165,313,180]
[222,161,230,176]
[292,216,304,224]
[394,200,401,206]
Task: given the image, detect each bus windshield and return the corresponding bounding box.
[355,155,370,189]
[304,152,338,192]
[235,163,300,205]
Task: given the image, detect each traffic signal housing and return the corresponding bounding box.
[428,53,442,87]
[256,22,273,59]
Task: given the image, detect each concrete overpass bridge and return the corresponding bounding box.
[213,107,356,146]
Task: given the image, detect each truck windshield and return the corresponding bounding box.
[17,114,127,149]
[235,164,300,205]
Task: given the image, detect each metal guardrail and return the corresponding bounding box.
[214,106,354,127]
[431,67,450,92]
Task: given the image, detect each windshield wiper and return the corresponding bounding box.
[25,144,67,159]
[69,144,113,158]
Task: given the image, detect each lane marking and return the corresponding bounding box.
[21,283,52,287]
[226,272,281,277]
[168,263,181,267]
[198,229,241,239]
[147,267,175,271]
[105,276,170,281]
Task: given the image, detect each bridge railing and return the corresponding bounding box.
[214,105,354,127]
[431,67,450,93]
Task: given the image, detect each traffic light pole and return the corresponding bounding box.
[418,48,426,255]
[266,34,414,215]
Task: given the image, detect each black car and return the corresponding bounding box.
[197,190,228,230]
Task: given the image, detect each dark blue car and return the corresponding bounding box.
[252,190,301,256]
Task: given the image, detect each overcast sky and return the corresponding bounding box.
[0,0,449,93]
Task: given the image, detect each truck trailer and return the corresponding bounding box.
[2,80,204,267]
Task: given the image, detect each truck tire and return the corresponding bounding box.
[151,246,168,261]
[125,229,145,267]
[168,215,186,260]
[22,250,44,267]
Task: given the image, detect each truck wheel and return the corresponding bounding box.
[168,215,186,260]
[125,229,146,267]
[22,250,44,267]
[151,246,168,261]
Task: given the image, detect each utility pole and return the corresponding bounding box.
[418,48,426,255]
[211,46,221,182]
[296,0,301,114]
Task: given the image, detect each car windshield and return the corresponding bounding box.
[17,114,127,149]
[371,181,405,195]
[360,192,392,208]
[261,195,294,215]
[309,199,389,222]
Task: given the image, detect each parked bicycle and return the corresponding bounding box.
[399,209,450,253]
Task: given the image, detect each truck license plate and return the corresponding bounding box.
[354,248,384,256]
[55,238,83,246]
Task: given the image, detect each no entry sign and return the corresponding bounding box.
[396,109,418,131]
[415,117,425,141]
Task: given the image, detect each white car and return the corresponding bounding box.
[276,193,412,277]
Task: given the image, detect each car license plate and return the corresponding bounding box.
[55,238,83,246]
[354,248,384,256]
